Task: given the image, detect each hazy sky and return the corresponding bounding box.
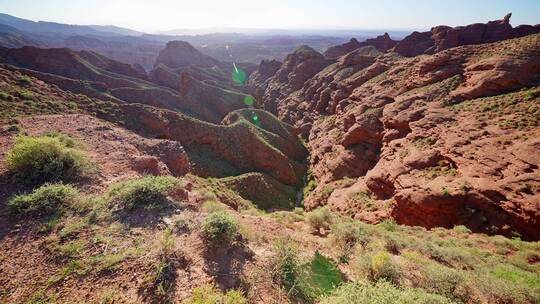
[0,0,539,32]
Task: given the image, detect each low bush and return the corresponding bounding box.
[320,280,454,304]
[185,284,247,304]
[18,74,32,85]
[331,222,369,257]
[200,212,240,247]
[378,219,399,232]
[306,207,333,232]
[357,251,401,284]
[271,238,301,296]
[418,264,465,300]
[452,225,472,234]
[44,131,78,148]
[458,270,538,304]
[107,176,181,212]
[8,183,79,217]
[384,235,406,254]
[6,135,93,184]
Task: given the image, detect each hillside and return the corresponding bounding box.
[248,15,540,241]
[0,13,539,304]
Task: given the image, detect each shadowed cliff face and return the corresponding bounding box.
[248,15,540,239]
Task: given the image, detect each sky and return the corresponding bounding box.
[0,0,539,33]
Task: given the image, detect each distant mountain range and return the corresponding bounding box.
[0,13,410,69]
[0,13,143,36]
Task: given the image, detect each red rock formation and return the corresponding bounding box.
[394,13,540,57]
[324,33,397,59]
[271,31,540,240]
[262,45,332,115]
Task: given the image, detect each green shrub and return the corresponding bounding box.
[107,176,181,212]
[44,131,78,148]
[186,284,247,304]
[332,222,369,255]
[418,264,465,300]
[459,270,538,304]
[271,238,301,296]
[16,88,34,100]
[200,212,240,247]
[357,251,401,284]
[491,264,540,290]
[452,225,472,234]
[18,74,32,85]
[6,135,93,184]
[378,219,399,232]
[8,183,79,217]
[384,235,406,254]
[306,207,333,232]
[303,179,317,198]
[320,281,454,304]
[0,91,13,100]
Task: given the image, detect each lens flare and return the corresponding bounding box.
[231,63,247,86]
[243,95,255,106]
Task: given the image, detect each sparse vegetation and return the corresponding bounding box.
[419,161,458,179]
[8,183,79,217]
[346,192,387,212]
[185,284,247,304]
[6,134,94,184]
[449,86,540,130]
[141,228,183,303]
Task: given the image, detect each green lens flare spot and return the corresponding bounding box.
[231,63,247,86]
[244,95,255,106]
[252,115,259,121]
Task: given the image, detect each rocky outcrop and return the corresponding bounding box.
[277,31,540,240]
[394,14,540,57]
[324,33,397,59]
[262,45,332,115]
[246,59,282,103]
[153,40,220,69]
[324,38,362,59]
